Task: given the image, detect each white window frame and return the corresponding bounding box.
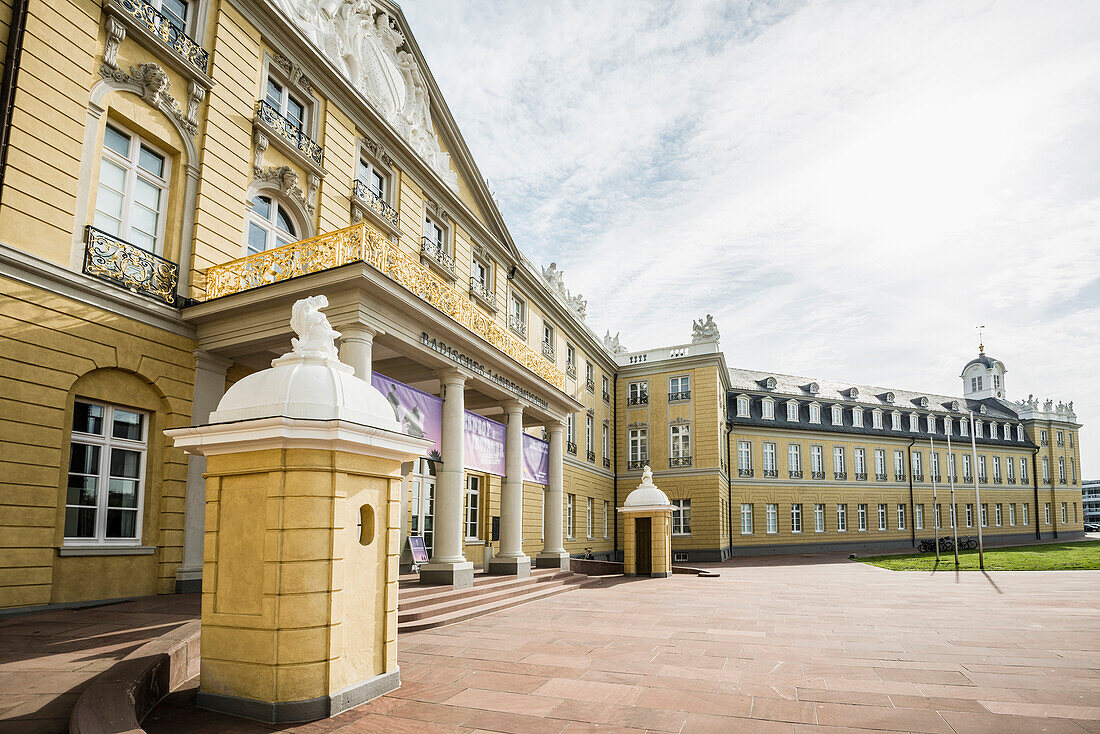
[603,500,609,538]
[878,503,887,531]
[857,503,867,531]
[872,410,883,429]
[894,450,905,477]
[64,400,149,546]
[909,413,919,432]
[738,440,752,471]
[854,447,866,475]
[916,504,924,530]
[672,498,692,536]
[833,446,846,474]
[837,504,848,532]
[788,443,801,473]
[831,405,843,426]
[357,155,391,203]
[852,407,864,427]
[874,449,886,477]
[629,428,648,463]
[586,497,593,539]
[566,493,575,538]
[791,504,802,533]
[814,503,825,533]
[786,401,798,422]
[1023,503,1029,526]
[95,124,171,254]
[762,398,775,420]
[736,395,750,417]
[465,475,481,541]
[897,504,905,530]
[263,71,310,133]
[670,423,691,459]
[810,444,823,474]
[766,503,778,534]
[891,411,902,430]
[669,375,690,396]
[809,402,821,423]
[740,503,753,535]
[995,503,1002,527]
[1009,503,1015,526]
[763,441,777,472]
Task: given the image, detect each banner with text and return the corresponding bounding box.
[522,434,550,485]
[371,372,443,461]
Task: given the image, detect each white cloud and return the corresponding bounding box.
[404,0,1100,475]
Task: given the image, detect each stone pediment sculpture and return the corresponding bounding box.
[289,295,341,361]
[691,314,720,343]
[603,331,627,355]
[540,262,587,320]
[268,0,457,189]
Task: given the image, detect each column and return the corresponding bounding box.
[175,350,231,592]
[420,370,474,587]
[489,401,530,576]
[339,325,377,380]
[536,421,570,569]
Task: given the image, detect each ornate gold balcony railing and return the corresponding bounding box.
[83,226,179,306]
[204,221,565,390]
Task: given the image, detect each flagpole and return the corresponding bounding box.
[947,430,959,568]
[930,436,939,563]
[968,410,986,570]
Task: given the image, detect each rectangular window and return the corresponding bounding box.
[95,124,169,253]
[809,404,821,423]
[831,406,842,425]
[852,408,863,427]
[586,497,593,538]
[891,412,902,430]
[811,445,823,475]
[980,503,988,527]
[833,446,845,475]
[993,456,1001,481]
[358,157,389,201]
[509,293,526,334]
[915,504,924,529]
[603,500,609,538]
[566,344,576,368]
[738,440,752,471]
[854,448,866,476]
[669,375,690,395]
[1059,457,1066,483]
[65,400,147,544]
[156,0,190,32]
[786,401,798,421]
[878,503,887,531]
[963,454,972,479]
[1020,458,1028,482]
[978,455,987,480]
[670,424,691,459]
[586,413,594,454]
[465,475,480,540]
[788,443,801,473]
[966,503,973,528]
[763,442,777,473]
[1022,503,1029,526]
[909,413,919,432]
[766,503,778,534]
[995,503,1002,526]
[602,423,609,462]
[586,362,595,389]
[762,400,774,419]
[602,375,609,400]
[1061,502,1067,524]
[857,503,867,531]
[931,451,940,478]
[566,413,576,446]
[950,503,957,528]
[837,504,848,532]
[672,499,691,535]
[737,396,750,416]
[1040,430,1048,445]
[791,504,802,533]
[1007,458,1015,482]
[265,76,306,130]
[629,381,647,404]
[1009,503,1016,526]
[542,322,554,350]
[741,503,753,534]
[934,503,941,529]
[944,416,953,435]
[629,428,648,463]
[814,503,825,532]
[897,504,906,530]
[961,419,968,437]
[1042,457,1050,482]
[872,410,883,429]
[912,451,923,476]
[874,449,885,478]
[566,494,575,538]
[926,415,935,433]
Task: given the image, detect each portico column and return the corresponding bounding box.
[175,350,231,593]
[489,401,530,577]
[536,421,570,569]
[339,325,377,380]
[420,370,474,588]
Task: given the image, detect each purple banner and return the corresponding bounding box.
[523,434,550,485]
[371,372,443,461]
[464,412,506,476]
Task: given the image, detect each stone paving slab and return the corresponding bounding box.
[0,594,200,734]
[142,553,1100,733]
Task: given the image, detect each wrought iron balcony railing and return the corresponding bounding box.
[763,469,779,478]
[566,363,577,379]
[670,456,693,468]
[738,468,754,478]
[994,477,1003,484]
[628,459,647,470]
[948,475,958,483]
[83,226,178,306]
[1043,478,1051,484]
[203,221,565,389]
[566,441,577,455]
[117,0,209,74]
[254,100,323,167]
[586,378,595,393]
[812,471,826,480]
[875,473,887,481]
[541,341,555,360]
[1008,477,1016,485]
[1059,478,1067,485]
[508,315,527,340]
[352,180,399,229]
[834,472,847,480]
[420,236,456,276]
[978,475,988,484]
[932,474,942,483]
[789,470,803,479]
[469,277,495,309]
[668,391,691,402]
[603,457,610,469]
[913,474,925,482]
[627,394,648,406]
[895,473,906,482]
[586,449,595,462]
[964,475,974,484]
[602,390,610,403]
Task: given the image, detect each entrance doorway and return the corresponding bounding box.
[635,517,651,575]
[409,458,436,557]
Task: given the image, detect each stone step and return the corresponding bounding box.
[397,575,594,633]
[399,572,584,621]
[398,568,573,610]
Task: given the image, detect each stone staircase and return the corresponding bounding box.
[397,567,594,633]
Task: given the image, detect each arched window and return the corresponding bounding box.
[247,194,297,255]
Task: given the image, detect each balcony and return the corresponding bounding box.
[420,236,456,279]
[994,477,1003,484]
[83,226,178,306]
[352,180,399,232]
[627,394,648,407]
[1060,478,1067,485]
[669,391,691,402]
[469,277,496,311]
[566,441,577,456]
[855,473,868,481]
[834,472,847,480]
[602,390,610,403]
[738,469,754,478]
[895,473,906,482]
[566,363,577,379]
[875,473,887,481]
[914,474,925,482]
[603,457,610,469]
[812,471,825,480]
[628,459,647,470]
[978,475,988,484]
[964,475,974,484]
[203,221,565,390]
[254,100,323,169]
[586,378,596,393]
[789,470,803,479]
[1008,477,1016,485]
[109,0,209,76]
[763,469,779,478]
[541,341,555,361]
[670,456,693,468]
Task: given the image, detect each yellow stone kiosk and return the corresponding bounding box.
[167,297,429,723]
[618,466,674,578]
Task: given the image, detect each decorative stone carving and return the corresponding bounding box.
[362,133,394,168]
[252,130,269,172]
[691,314,720,343]
[306,173,320,209]
[266,0,457,187]
[602,331,627,355]
[272,52,313,93]
[424,195,450,223]
[103,16,127,70]
[100,61,197,137]
[1044,399,1053,411]
[539,262,587,321]
[289,295,340,360]
[185,80,205,130]
[255,165,316,215]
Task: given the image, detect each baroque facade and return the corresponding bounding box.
[0,0,1084,610]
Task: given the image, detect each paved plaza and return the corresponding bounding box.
[141,554,1100,733]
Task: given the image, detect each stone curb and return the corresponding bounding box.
[69,620,200,734]
[569,558,719,577]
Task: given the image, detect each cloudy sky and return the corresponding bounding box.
[403,0,1100,474]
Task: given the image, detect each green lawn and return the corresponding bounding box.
[858,540,1100,571]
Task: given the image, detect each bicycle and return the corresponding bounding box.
[582,547,594,560]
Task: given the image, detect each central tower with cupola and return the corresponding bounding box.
[961,344,1006,400]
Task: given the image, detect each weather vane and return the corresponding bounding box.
[976,325,985,354]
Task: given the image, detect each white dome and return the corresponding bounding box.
[208,352,400,431]
[623,466,671,508]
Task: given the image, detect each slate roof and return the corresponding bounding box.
[963,353,1000,371]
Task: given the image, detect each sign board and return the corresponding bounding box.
[407,535,429,564]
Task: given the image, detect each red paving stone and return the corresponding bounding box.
[136,555,1100,731]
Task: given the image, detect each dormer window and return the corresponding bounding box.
[884,392,895,404]
[975,420,983,437]
[808,382,819,395]
[809,403,821,423]
[849,387,859,399]
[852,407,863,427]
[761,398,775,420]
[891,411,901,430]
[909,413,918,432]
[831,405,842,425]
[979,405,987,415]
[786,401,799,422]
[1003,424,1010,440]
[961,419,969,437]
[919,397,929,408]
[926,415,935,433]
[951,400,960,411]
[736,396,750,417]
[989,421,997,438]
[943,416,952,435]
[872,410,883,429]
[1016,424,1023,441]
[764,377,777,390]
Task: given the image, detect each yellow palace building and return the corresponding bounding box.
[0,0,1084,612]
